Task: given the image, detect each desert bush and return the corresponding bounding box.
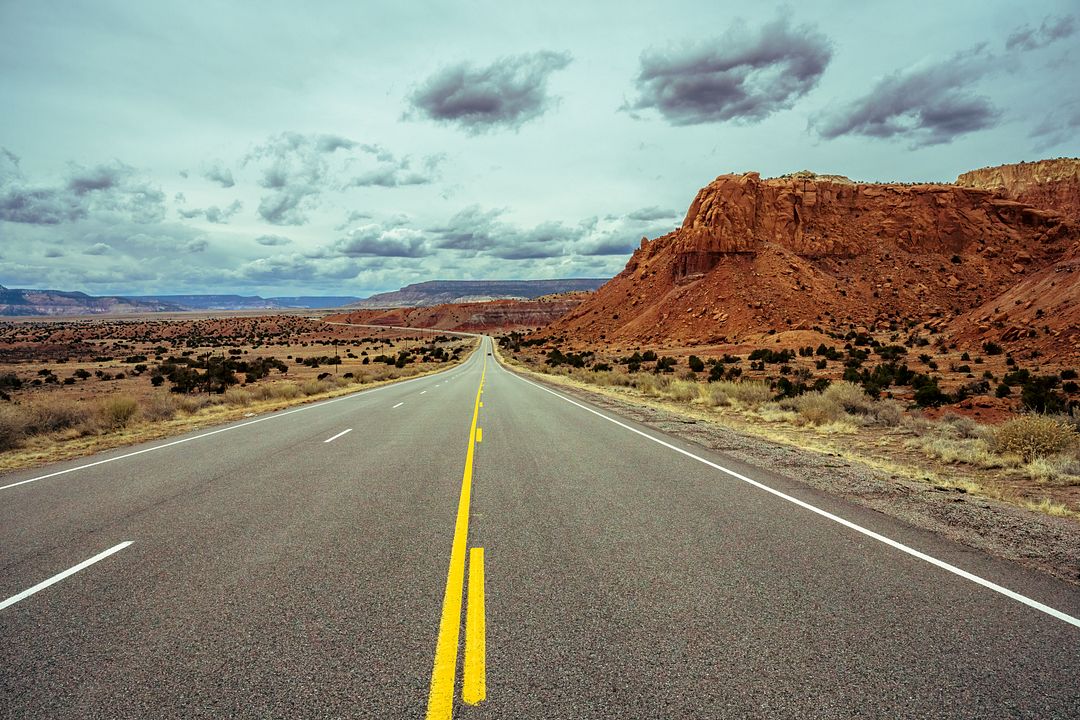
[793,393,845,425]
[713,380,774,408]
[141,394,178,422]
[0,405,23,450]
[937,413,982,440]
[664,380,699,402]
[993,416,1078,462]
[98,395,140,430]
[300,379,330,396]
[173,394,212,414]
[698,384,731,407]
[870,400,903,427]
[823,381,875,415]
[223,388,253,406]
[633,373,671,397]
[23,397,92,435]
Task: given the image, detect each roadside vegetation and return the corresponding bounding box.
[498,332,1080,519]
[0,318,475,470]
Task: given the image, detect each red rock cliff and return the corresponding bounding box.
[550,171,1078,348]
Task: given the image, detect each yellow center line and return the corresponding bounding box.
[425,351,487,719]
[463,547,486,705]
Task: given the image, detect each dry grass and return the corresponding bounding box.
[907,436,1013,469]
[97,395,139,430]
[1024,455,1080,486]
[1021,497,1079,518]
[0,345,476,472]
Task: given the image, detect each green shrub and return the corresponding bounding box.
[993,416,1077,462]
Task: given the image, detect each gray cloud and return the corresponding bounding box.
[408,51,571,133]
[815,47,1000,147]
[626,17,832,125]
[176,199,243,223]
[83,242,111,255]
[333,225,429,258]
[202,161,236,188]
[1006,15,1075,52]
[428,206,573,259]
[255,234,292,246]
[204,200,243,223]
[244,132,425,225]
[244,131,357,225]
[0,157,165,225]
[348,154,445,188]
[236,253,361,283]
[626,205,678,222]
[316,135,357,153]
[1029,99,1080,148]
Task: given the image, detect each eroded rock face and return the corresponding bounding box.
[549,170,1080,360]
[957,158,1080,220]
[662,171,1068,282]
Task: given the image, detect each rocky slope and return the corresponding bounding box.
[548,171,1079,360]
[957,158,1080,219]
[948,237,1080,361]
[350,279,607,308]
[328,294,588,332]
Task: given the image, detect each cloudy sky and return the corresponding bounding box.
[1,1,1077,298]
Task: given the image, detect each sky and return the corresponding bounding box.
[1,1,1078,298]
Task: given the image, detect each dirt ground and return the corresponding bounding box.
[0,314,465,405]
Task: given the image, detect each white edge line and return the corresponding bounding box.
[0,353,476,493]
[0,541,133,611]
[505,368,1080,630]
[323,428,353,444]
[392,402,404,409]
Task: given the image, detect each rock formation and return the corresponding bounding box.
[548,170,1079,361]
[957,158,1080,219]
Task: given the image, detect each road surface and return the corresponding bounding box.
[1,336,1077,718]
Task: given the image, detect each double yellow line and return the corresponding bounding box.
[426,353,487,718]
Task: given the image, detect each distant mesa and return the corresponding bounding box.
[348,279,608,309]
[0,290,362,316]
[547,159,1080,363]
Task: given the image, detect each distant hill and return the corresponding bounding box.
[349,279,608,308]
[0,285,185,316]
[129,295,361,310]
[0,286,360,316]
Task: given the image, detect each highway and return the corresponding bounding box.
[1,336,1078,718]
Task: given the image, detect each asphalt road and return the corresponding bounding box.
[1,336,1078,719]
